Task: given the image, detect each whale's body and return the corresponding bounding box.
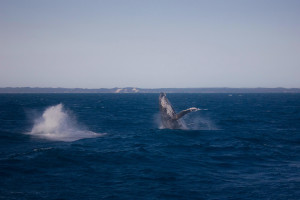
[159,93,199,129]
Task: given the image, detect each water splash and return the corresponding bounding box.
[28,104,104,142]
[154,113,188,130]
[186,116,218,130]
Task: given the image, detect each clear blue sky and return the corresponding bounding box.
[1,0,299,88]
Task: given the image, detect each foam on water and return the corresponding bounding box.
[28,103,104,142]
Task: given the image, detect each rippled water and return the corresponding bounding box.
[0,93,300,199]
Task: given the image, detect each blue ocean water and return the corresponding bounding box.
[0,93,300,199]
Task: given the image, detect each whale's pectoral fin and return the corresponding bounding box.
[174,107,200,120]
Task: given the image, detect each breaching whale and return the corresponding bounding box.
[159,92,200,129]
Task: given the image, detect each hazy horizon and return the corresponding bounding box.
[1,85,300,89]
[1,0,300,88]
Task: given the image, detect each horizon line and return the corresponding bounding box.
[1,86,300,89]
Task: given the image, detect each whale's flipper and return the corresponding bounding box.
[175,107,200,120]
[159,93,200,129]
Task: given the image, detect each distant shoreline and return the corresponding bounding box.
[0,87,300,93]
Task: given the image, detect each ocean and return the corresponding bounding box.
[0,93,300,199]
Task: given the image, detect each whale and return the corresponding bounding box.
[159,92,200,129]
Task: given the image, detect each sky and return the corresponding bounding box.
[1,0,300,88]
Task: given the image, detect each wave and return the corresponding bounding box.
[27,104,104,142]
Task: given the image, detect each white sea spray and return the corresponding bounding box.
[28,104,104,142]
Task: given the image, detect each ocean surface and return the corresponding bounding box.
[0,93,300,199]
